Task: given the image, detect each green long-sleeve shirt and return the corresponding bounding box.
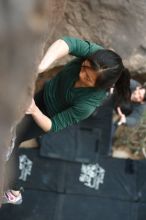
[44,36,107,132]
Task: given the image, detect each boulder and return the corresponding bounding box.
[53,0,146,80]
[0,0,66,203]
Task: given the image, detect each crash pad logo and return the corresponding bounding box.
[19,155,33,181]
[79,163,105,190]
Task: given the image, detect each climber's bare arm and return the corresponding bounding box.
[26,99,52,132]
[38,39,69,73]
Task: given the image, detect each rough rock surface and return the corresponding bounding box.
[0,0,65,203]
[51,0,146,81]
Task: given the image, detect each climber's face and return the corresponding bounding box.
[79,60,99,87]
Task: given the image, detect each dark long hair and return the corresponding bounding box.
[87,49,131,105]
[141,83,146,102]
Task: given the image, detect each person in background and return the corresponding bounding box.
[113,79,146,128]
[111,79,146,156]
[2,36,131,205]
